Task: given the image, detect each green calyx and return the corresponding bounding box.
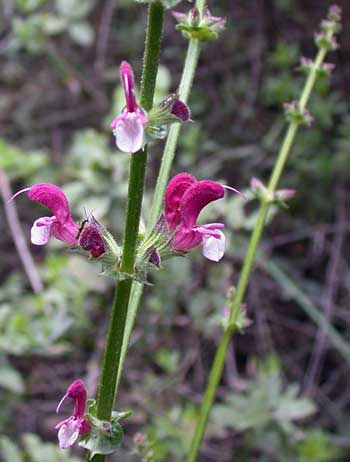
[79,399,131,460]
[174,8,226,42]
[283,101,313,126]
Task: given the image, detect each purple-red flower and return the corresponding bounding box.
[55,379,90,449]
[12,183,105,258]
[79,223,105,258]
[111,61,148,153]
[12,183,79,246]
[165,173,239,262]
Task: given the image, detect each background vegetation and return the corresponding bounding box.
[0,0,349,460]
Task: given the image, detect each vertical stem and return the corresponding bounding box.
[91,3,164,461]
[187,37,335,462]
[116,0,207,389]
[147,39,201,230]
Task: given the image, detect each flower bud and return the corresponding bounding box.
[79,224,105,258]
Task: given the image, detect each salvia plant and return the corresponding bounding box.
[9,1,342,460]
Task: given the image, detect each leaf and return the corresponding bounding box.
[0,139,47,180]
[22,433,80,462]
[111,410,132,421]
[55,0,95,18]
[43,14,67,35]
[69,21,95,47]
[16,0,48,13]
[274,397,316,421]
[79,420,123,459]
[0,365,24,394]
[0,436,24,462]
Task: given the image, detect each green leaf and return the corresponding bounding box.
[43,14,67,35]
[0,436,24,462]
[16,0,48,13]
[79,420,123,459]
[111,410,133,421]
[0,139,47,180]
[69,21,95,46]
[55,0,95,18]
[22,433,80,462]
[0,365,24,394]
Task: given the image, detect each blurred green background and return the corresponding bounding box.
[0,0,349,460]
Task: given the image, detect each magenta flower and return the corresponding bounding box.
[55,379,90,449]
[111,61,148,153]
[11,183,105,258]
[12,183,79,246]
[165,173,240,262]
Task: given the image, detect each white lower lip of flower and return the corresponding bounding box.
[31,216,56,245]
[114,113,144,153]
[58,420,80,449]
[202,231,225,262]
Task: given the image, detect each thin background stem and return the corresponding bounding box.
[0,168,43,294]
[186,23,338,462]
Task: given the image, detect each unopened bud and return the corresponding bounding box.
[250,177,266,194]
[149,248,161,267]
[79,224,105,258]
[274,189,296,201]
[328,4,341,22]
[189,7,200,27]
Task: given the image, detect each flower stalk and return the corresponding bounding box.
[91,2,164,461]
[115,0,209,390]
[186,11,340,462]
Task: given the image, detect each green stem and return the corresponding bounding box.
[187,39,333,462]
[116,5,206,388]
[91,3,164,461]
[147,39,201,230]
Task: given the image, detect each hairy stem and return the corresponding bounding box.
[186,35,335,462]
[116,0,207,389]
[91,3,164,461]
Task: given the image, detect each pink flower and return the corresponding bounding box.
[55,379,90,449]
[165,173,240,262]
[11,183,105,258]
[12,183,79,246]
[111,61,148,153]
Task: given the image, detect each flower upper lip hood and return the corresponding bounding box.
[110,61,148,154]
[165,172,197,230]
[28,183,73,224]
[55,379,90,449]
[165,173,228,262]
[12,183,79,246]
